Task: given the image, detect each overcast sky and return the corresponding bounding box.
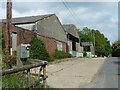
[0,1,118,45]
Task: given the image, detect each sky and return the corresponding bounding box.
[0,1,118,45]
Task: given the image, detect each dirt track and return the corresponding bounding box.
[47,58,106,88]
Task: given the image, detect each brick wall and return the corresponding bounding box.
[2,23,36,46]
[2,23,67,54]
[37,35,57,54]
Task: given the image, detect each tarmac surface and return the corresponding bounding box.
[86,57,119,88]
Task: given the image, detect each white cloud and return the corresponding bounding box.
[0,7,6,19]
[12,9,48,18]
[1,2,118,44]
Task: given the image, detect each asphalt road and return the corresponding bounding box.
[86,57,120,88]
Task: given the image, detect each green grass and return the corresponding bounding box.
[2,72,28,88]
[2,71,51,88]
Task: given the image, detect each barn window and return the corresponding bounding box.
[57,41,62,51]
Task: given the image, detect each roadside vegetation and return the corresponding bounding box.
[30,37,52,62]
[30,37,72,62]
[51,50,72,59]
[112,40,120,57]
[78,27,111,57]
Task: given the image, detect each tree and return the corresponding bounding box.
[78,27,111,57]
[112,40,120,57]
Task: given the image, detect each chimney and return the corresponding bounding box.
[6,0,12,55]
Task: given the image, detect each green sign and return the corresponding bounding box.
[21,44,30,58]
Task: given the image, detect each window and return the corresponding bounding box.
[57,41,62,51]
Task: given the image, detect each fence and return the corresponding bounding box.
[0,59,48,88]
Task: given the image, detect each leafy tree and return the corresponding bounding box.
[78,27,111,57]
[112,40,120,57]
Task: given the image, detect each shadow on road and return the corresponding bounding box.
[112,61,120,65]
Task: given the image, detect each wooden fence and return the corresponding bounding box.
[0,59,48,88]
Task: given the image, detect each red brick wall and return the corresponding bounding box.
[37,35,57,54]
[2,23,67,54]
[37,35,67,54]
[2,23,36,46]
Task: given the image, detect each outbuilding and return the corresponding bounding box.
[1,14,67,55]
[63,24,83,57]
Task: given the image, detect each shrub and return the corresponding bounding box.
[52,50,72,59]
[30,37,53,62]
[2,55,17,69]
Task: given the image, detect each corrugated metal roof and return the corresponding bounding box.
[1,14,55,25]
[63,24,73,31]
[63,24,79,39]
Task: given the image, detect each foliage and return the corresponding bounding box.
[22,61,32,65]
[52,50,72,59]
[30,37,53,62]
[2,29,5,51]
[2,55,17,69]
[0,29,6,54]
[2,71,45,88]
[78,27,111,57]
[2,72,28,88]
[83,52,87,57]
[112,40,120,57]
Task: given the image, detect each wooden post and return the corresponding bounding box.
[43,65,46,88]
[17,45,23,67]
[27,69,31,89]
[6,0,12,55]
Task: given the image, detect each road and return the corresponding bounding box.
[86,57,119,88]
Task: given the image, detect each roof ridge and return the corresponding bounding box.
[0,14,55,24]
[11,14,55,19]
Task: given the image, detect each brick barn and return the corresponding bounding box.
[1,14,67,55]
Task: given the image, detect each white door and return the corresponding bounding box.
[12,33,17,51]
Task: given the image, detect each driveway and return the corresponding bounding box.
[47,58,105,88]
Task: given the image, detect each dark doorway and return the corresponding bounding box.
[84,46,90,52]
[72,42,76,51]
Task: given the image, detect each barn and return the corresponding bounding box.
[1,14,67,55]
[63,24,83,57]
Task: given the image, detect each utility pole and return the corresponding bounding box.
[6,0,12,55]
[93,32,95,55]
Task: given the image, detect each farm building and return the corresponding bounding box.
[81,42,94,57]
[63,24,83,57]
[1,14,67,55]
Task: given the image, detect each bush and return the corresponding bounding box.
[2,55,17,69]
[30,37,53,62]
[52,50,72,59]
